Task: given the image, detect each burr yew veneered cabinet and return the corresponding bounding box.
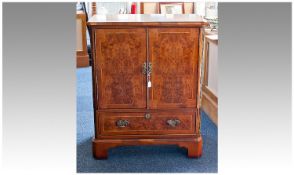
[87,14,207,159]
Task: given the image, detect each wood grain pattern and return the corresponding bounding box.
[87,15,207,159]
[98,112,195,135]
[197,28,204,109]
[95,29,147,109]
[149,28,199,109]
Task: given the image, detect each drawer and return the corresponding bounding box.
[98,112,196,135]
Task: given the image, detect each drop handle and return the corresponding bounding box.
[166,119,181,127]
[142,62,152,75]
[142,62,147,75]
[116,120,129,128]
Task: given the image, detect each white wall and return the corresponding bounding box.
[207,41,218,95]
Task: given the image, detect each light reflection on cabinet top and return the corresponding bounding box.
[88,14,208,27]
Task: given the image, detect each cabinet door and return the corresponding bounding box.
[149,28,199,109]
[95,29,147,109]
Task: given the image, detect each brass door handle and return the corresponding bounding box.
[148,62,152,75]
[166,119,181,127]
[116,119,129,128]
[142,62,147,75]
[142,62,152,76]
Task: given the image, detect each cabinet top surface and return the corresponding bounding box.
[88,14,207,27]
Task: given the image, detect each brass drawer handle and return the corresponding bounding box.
[166,119,181,127]
[116,119,129,128]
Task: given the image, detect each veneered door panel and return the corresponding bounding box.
[148,28,199,109]
[95,28,147,109]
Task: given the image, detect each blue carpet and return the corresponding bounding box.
[77,67,218,173]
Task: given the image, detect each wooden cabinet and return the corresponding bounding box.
[88,14,207,159]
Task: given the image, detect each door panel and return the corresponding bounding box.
[95,29,147,109]
[148,28,199,109]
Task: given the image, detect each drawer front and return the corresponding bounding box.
[98,112,195,135]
